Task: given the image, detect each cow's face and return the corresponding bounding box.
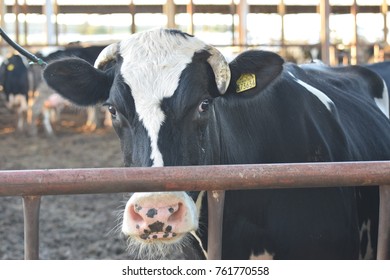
[43,29,230,258]
[99,31,229,168]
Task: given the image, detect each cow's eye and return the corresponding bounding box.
[107,105,117,118]
[198,99,210,113]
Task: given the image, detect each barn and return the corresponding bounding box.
[0,0,389,269]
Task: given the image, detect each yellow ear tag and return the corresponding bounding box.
[7,64,15,71]
[236,73,256,93]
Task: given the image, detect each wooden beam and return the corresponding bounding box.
[3,4,387,15]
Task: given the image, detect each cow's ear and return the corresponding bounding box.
[43,57,112,106]
[226,50,284,96]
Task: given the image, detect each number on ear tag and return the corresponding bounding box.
[236,73,256,93]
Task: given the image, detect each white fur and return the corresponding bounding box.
[249,250,274,260]
[359,219,374,259]
[119,29,207,167]
[374,80,390,118]
[289,72,334,111]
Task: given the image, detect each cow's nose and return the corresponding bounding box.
[122,192,198,241]
[128,203,184,239]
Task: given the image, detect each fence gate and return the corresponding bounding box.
[0,161,390,260]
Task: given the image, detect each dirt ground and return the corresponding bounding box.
[0,106,133,260]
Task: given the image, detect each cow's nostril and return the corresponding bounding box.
[167,202,184,223]
[129,204,144,223]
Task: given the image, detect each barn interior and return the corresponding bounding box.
[1,0,390,261]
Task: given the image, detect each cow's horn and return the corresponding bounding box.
[94,42,119,69]
[206,46,231,95]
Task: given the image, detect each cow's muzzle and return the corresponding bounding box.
[122,192,199,243]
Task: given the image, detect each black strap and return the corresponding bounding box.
[0,27,47,67]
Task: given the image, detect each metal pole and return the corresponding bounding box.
[230,0,235,45]
[382,0,388,45]
[54,0,59,45]
[164,0,176,29]
[2,162,390,196]
[23,196,41,260]
[186,0,194,35]
[350,0,358,65]
[278,0,286,59]
[22,0,27,45]
[129,0,136,34]
[0,0,6,56]
[45,0,55,45]
[13,1,20,44]
[207,190,225,260]
[319,0,330,65]
[377,185,390,259]
[237,0,248,50]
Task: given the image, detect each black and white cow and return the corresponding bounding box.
[0,54,29,131]
[26,45,109,136]
[43,29,390,260]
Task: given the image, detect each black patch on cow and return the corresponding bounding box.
[146,208,158,218]
[352,65,386,100]
[165,225,172,232]
[148,221,164,233]
[140,233,149,240]
[166,29,193,39]
[135,204,142,212]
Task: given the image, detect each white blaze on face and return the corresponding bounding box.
[119,29,207,167]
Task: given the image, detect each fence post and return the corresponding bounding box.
[207,190,225,260]
[23,196,41,260]
[377,185,390,259]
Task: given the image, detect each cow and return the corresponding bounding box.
[0,54,29,131]
[37,45,110,133]
[43,29,390,260]
[24,45,110,136]
[363,61,390,114]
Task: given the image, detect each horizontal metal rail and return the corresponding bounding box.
[1,161,390,195]
[0,161,390,260]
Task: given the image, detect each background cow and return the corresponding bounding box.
[0,45,110,136]
[0,54,29,131]
[43,29,390,260]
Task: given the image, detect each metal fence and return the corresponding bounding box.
[1,161,390,260]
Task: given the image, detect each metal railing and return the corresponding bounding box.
[0,161,389,260]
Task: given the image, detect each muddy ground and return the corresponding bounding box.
[0,105,134,260]
[0,94,206,260]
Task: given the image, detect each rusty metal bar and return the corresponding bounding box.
[378,185,390,260]
[207,190,225,260]
[1,161,390,196]
[22,196,41,260]
[1,161,390,260]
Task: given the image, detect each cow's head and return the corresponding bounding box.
[43,29,283,258]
